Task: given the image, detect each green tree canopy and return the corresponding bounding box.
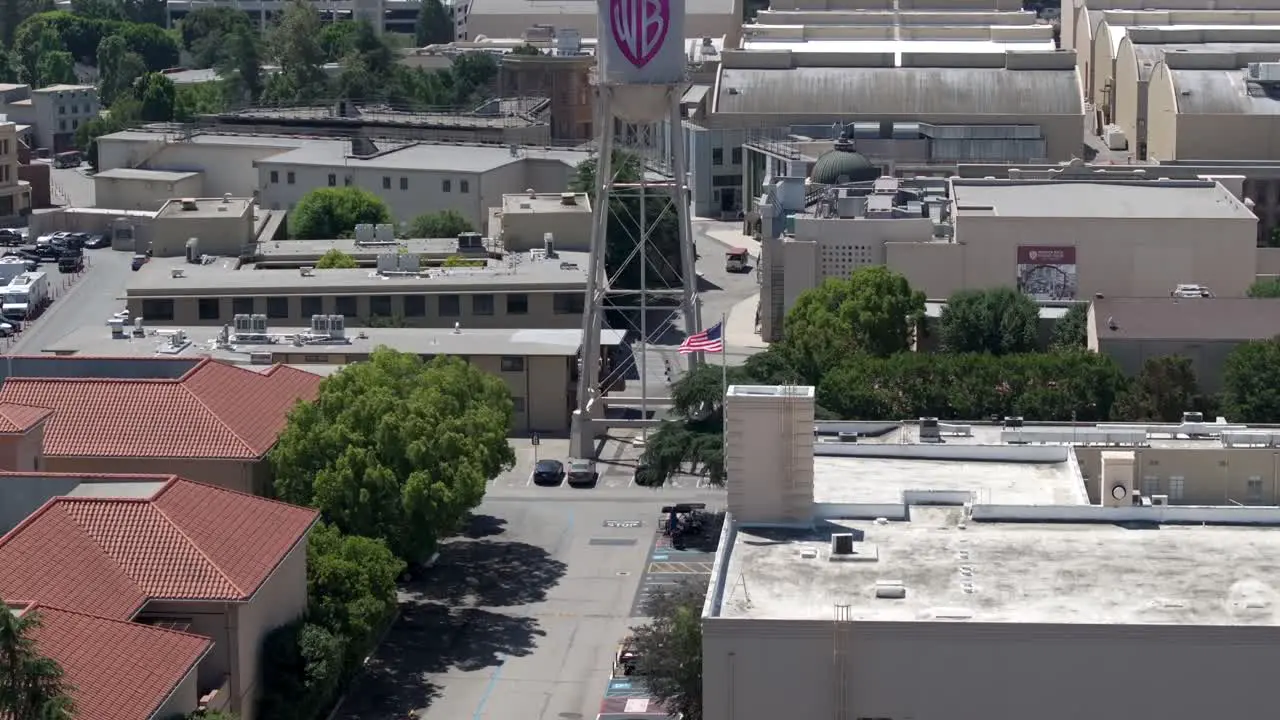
[1223,337,1280,422]
[314,248,358,269]
[1050,302,1088,350]
[306,522,404,666]
[132,71,176,121]
[256,620,344,720]
[410,209,473,238]
[290,187,391,240]
[629,578,707,720]
[0,603,75,719]
[216,24,264,104]
[96,34,146,105]
[510,43,541,55]
[938,286,1040,355]
[414,0,452,45]
[263,0,327,104]
[179,6,252,67]
[1113,355,1203,423]
[1248,277,1280,298]
[270,349,515,563]
[15,12,178,77]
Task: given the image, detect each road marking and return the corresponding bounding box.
[646,562,714,574]
[651,554,669,561]
[526,471,535,487]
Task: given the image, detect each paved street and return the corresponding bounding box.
[337,485,724,720]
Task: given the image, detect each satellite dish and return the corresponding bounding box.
[1111,485,1128,501]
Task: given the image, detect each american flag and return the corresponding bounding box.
[678,321,724,354]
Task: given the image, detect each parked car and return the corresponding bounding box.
[58,252,83,273]
[0,229,22,247]
[531,459,564,485]
[131,253,148,271]
[84,234,110,249]
[566,458,596,487]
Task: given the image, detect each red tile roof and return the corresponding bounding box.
[0,476,319,618]
[24,605,211,720]
[0,359,320,458]
[0,402,52,433]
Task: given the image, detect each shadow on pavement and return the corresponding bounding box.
[461,513,508,539]
[410,539,568,607]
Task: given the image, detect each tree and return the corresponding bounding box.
[265,0,327,105]
[637,362,755,487]
[448,51,496,105]
[174,80,226,121]
[1248,277,1280,298]
[96,34,145,105]
[0,603,75,719]
[1050,302,1088,350]
[1222,337,1280,423]
[289,187,391,240]
[410,209,472,238]
[270,349,515,562]
[333,20,394,101]
[216,24,263,105]
[938,286,1040,355]
[314,248,358,269]
[179,6,251,68]
[414,0,453,46]
[70,0,123,21]
[510,43,541,56]
[34,47,74,85]
[629,578,707,720]
[1113,356,1201,423]
[256,620,345,720]
[306,523,404,666]
[132,71,176,121]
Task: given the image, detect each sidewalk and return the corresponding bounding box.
[724,294,768,349]
[702,226,762,256]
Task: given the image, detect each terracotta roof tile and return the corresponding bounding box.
[26,605,211,720]
[0,359,320,458]
[0,477,318,617]
[0,402,53,433]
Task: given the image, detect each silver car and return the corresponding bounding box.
[566,458,596,487]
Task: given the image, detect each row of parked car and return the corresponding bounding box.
[532,458,598,487]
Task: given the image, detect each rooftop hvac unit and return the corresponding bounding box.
[300,266,315,277]
[250,313,268,334]
[457,232,482,250]
[919,417,941,442]
[1182,411,1204,424]
[249,351,272,365]
[1004,416,1024,429]
[179,198,198,211]
[310,314,330,335]
[376,253,400,274]
[398,253,421,273]
[170,268,185,279]
[354,224,375,244]
[169,329,187,346]
[830,533,855,555]
[1152,494,1170,506]
[375,224,395,243]
[233,313,252,334]
[1248,62,1280,83]
[326,314,345,339]
[109,318,125,337]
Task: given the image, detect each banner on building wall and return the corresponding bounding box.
[1016,246,1078,302]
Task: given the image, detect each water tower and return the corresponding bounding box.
[570,0,701,455]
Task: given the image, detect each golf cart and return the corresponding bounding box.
[661,503,708,550]
[613,636,639,678]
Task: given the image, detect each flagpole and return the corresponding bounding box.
[721,313,728,474]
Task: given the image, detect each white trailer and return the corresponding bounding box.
[0,257,30,285]
[2,271,49,320]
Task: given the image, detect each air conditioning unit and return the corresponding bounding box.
[1152,494,1170,506]
[919,417,941,442]
[310,314,330,335]
[830,533,855,555]
[233,313,252,334]
[250,313,268,334]
[327,314,345,339]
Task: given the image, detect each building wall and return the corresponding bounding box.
[703,618,1280,720]
[499,204,592,252]
[128,288,585,329]
[235,539,309,720]
[153,668,200,719]
[0,124,29,218]
[150,209,256,258]
[725,387,815,525]
[94,174,204,211]
[1074,9,1099,94]
[1093,335,1240,392]
[1113,38,1147,156]
[1075,445,1280,504]
[1146,62,1280,161]
[97,139,294,197]
[23,87,99,152]
[140,600,235,705]
[0,424,45,472]
[41,456,256,493]
[1091,23,1121,120]
[499,57,594,142]
[19,164,50,210]
[465,12,736,43]
[890,215,1257,300]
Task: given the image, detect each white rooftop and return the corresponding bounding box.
[259,139,592,174]
[814,455,1085,506]
[741,38,1056,58]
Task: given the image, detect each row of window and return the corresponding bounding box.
[1142,475,1268,502]
[139,292,586,321]
[711,147,743,167]
[269,169,472,195]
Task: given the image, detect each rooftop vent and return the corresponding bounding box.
[170,268,185,279]
[1182,411,1204,424]
[453,321,461,334]
[519,201,532,210]
[179,198,198,211]
[527,188,536,198]
[919,417,941,443]
[300,266,315,277]
[874,581,907,600]
[560,192,577,206]
[222,193,231,204]
[1107,316,1118,331]
[830,533,855,555]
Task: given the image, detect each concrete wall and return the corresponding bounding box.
[127,289,584,329]
[41,456,256,493]
[497,202,592,253]
[154,669,200,719]
[1075,445,1280,505]
[235,539,309,720]
[725,386,816,525]
[94,174,204,212]
[703,618,1280,720]
[140,600,235,704]
[889,215,1257,299]
[97,140,282,198]
[0,425,45,475]
[1147,61,1280,161]
[1113,37,1149,156]
[1093,335,1240,391]
[150,209,255,258]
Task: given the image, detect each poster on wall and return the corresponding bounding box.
[1016,246,1078,301]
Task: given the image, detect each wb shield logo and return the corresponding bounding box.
[610,0,670,69]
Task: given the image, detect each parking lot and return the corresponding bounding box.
[487,436,716,495]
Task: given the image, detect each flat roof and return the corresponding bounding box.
[740,38,1056,56]
[468,0,734,16]
[35,84,93,93]
[1092,297,1280,341]
[256,237,489,261]
[258,139,591,174]
[502,193,591,214]
[126,254,588,296]
[99,129,314,150]
[814,455,1085,506]
[950,180,1257,219]
[1170,68,1280,116]
[718,508,1280,624]
[95,168,201,183]
[44,325,626,360]
[925,300,1071,319]
[156,197,253,219]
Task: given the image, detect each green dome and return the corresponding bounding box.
[810,135,880,185]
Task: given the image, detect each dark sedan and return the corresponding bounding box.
[83,234,110,249]
[532,459,564,485]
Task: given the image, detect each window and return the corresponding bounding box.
[439,294,460,316]
[59,120,66,131]
[344,176,352,186]
[232,297,254,315]
[328,173,337,187]
[501,356,525,372]
[197,298,220,320]
[382,176,391,190]
[1248,477,1265,503]
[334,296,357,317]
[58,105,65,115]
[403,295,426,317]
[270,170,279,184]
[286,171,296,185]
[1168,476,1185,500]
[505,293,528,315]
[369,295,392,317]
[472,294,494,315]
[302,354,328,363]
[400,177,408,190]
[512,397,526,413]
[442,179,452,192]
[141,299,174,321]
[301,296,323,317]
[712,148,723,165]
[554,292,583,314]
[266,296,290,319]
[731,147,742,165]
[1141,476,1160,496]
[460,180,470,193]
